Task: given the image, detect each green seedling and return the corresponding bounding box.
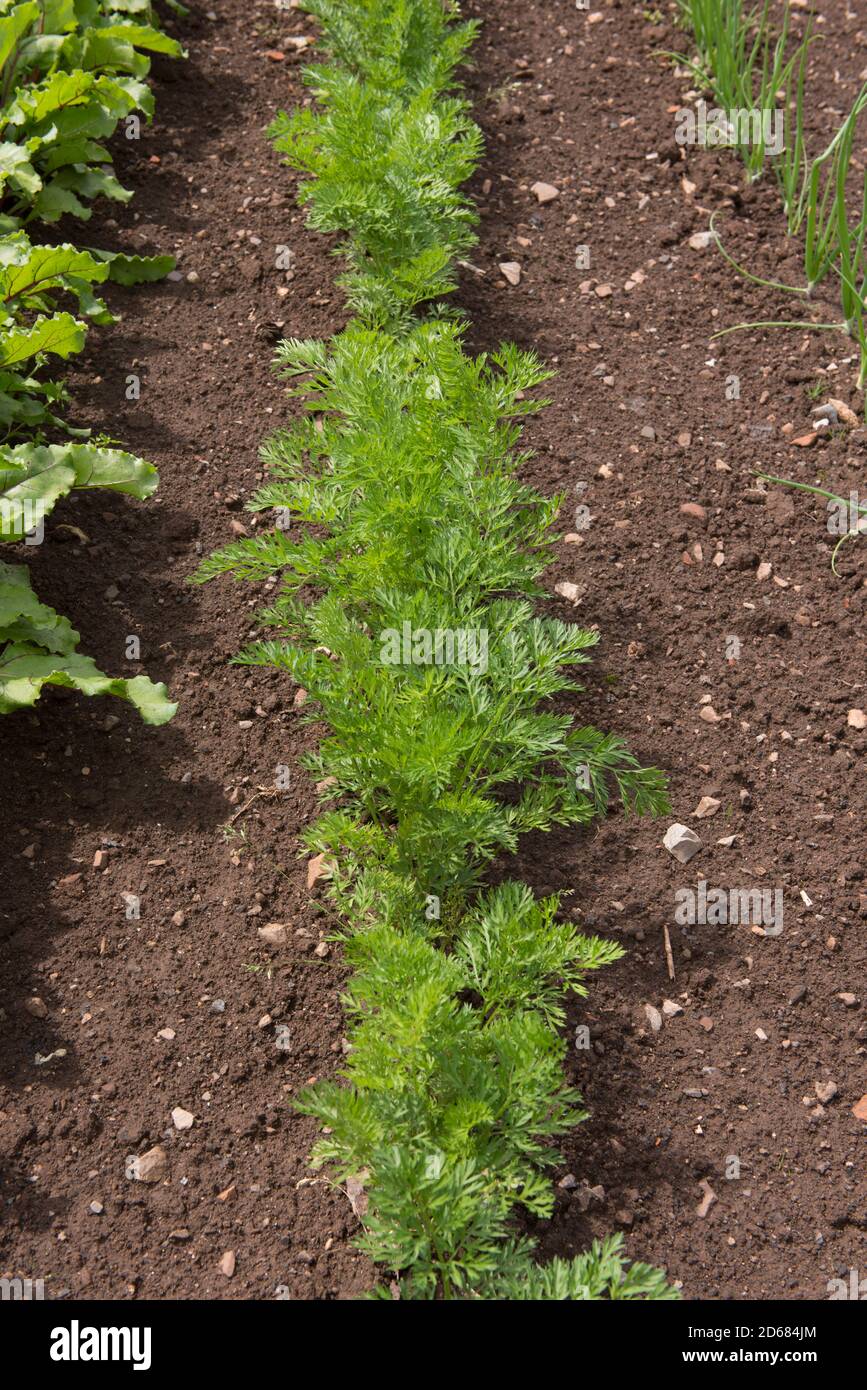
[758,472,867,573]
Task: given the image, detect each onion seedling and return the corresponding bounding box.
[758,473,867,573]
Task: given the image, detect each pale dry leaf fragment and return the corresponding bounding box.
[696,1179,717,1218]
[54,523,89,544]
[644,1003,663,1033]
[34,1048,67,1065]
[828,397,860,428]
[307,852,329,889]
[498,261,521,285]
[554,580,585,604]
[663,923,676,981]
[345,1172,369,1220]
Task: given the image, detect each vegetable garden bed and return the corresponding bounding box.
[0,0,864,1304]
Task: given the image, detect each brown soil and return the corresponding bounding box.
[1,0,864,1301]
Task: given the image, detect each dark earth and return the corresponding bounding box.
[1,0,864,1300]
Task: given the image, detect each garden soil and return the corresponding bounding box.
[1,0,864,1300]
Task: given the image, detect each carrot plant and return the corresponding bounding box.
[199,0,675,1300]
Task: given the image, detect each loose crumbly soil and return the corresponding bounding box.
[1,0,864,1301]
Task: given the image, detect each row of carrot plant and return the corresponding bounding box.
[0,0,179,721]
[198,0,677,1300]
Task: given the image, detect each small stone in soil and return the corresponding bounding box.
[663,823,702,863]
[498,261,521,285]
[125,1146,169,1184]
[258,923,288,946]
[530,180,559,203]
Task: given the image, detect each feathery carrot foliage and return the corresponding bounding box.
[199,0,674,1300]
